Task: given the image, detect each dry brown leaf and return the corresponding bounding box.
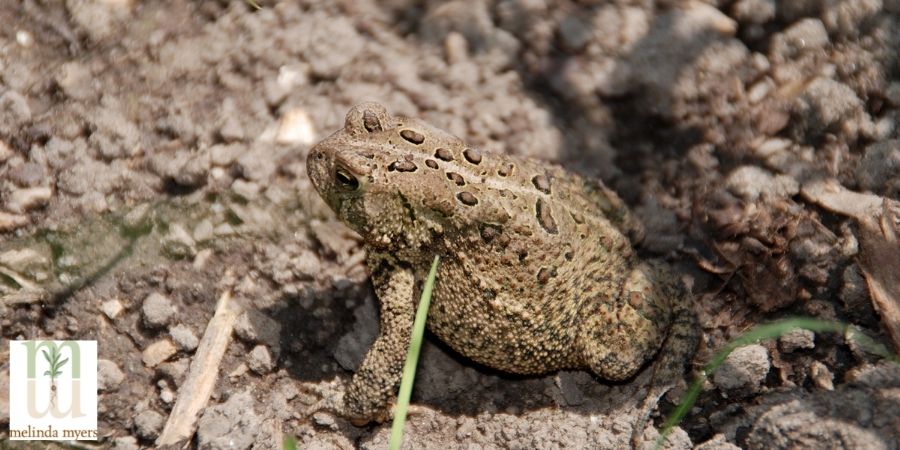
[802,179,900,353]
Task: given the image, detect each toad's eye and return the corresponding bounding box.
[335,168,359,191]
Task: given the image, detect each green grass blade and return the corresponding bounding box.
[653,317,898,449]
[389,255,440,450]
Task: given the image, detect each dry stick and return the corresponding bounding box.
[157,282,242,446]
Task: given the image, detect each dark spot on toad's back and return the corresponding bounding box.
[446,172,465,186]
[535,199,558,234]
[389,160,417,172]
[463,148,482,164]
[532,174,551,194]
[457,191,478,206]
[363,110,383,132]
[400,129,425,144]
[435,148,453,161]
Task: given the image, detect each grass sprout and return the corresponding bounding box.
[653,317,899,449]
[389,255,440,450]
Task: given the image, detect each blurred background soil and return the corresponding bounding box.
[1,1,899,449]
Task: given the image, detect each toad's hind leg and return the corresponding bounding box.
[626,262,698,448]
[578,263,672,381]
[578,262,698,448]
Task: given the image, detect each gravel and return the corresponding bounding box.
[713,344,771,393]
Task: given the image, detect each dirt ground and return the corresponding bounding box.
[1,0,899,449]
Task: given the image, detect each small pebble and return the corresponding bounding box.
[779,329,815,353]
[713,344,770,393]
[276,108,316,145]
[7,186,53,213]
[170,324,199,351]
[142,292,175,328]
[248,345,274,374]
[113,436,140,450]
[142,339,177,367]
[810,361,835,390]
[133,410,164,440]
[0,211,29,231]
[101,299,124,319]
[98,359,125,391]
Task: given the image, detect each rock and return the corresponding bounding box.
[299,13,363,78]
[112,436,140,450]
[276,108,316,145]
[98,359,125,391]
[291,250,321,280]
[0,248,49,274]
[420,0,519,66]
[695,434,742,450]
[821,0,882,36]
[169,324,199,351]
[150,149,209,188]
[725,166,800,202]
[235,147,277,182]
[197,391,261,450]
[0,211,29,231]
[840,264,876,322]
[313,411,337,429]
[55,61,95,100]
[443,31,468,64]
[6,186,53,213]
[0,90,32,127]
[856,139,900,198]
[156,358,190,383]
[209,143,244,167]
[234,310,282,354]
[713,344,770,393]
[559,13,592,52]
[744,394,890,449]
[161,223,196,259]
[142,339,177,367]
[123,203,153,232]
[779,329,815,353]
[192,219,215,243]
[89,101,142,159]
[248,345,274,374]
[66,0,133,42]
[809,361,835,390]
[160,387,175,404]
[8,162,46,187]
[731,0,776,24]
[886,82,900,107]
[133,409,164,440]
[0,140,12,162]
[57,158,121,195]
[232,179,260,200]
[218,114,245,142]
[796,77,863,136]
[770,18,828,59]
[142,292,175,328]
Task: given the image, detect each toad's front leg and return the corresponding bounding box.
[343,254,416,425]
